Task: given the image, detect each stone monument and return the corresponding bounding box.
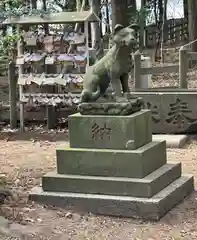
[29,24,194,220]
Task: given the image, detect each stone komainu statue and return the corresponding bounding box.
[80,24,138,103]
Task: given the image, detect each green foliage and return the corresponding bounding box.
[0,0,24,17]
[0,0,59,18]
[1,0,23,7]
[0,27,19,75]
[0,33,19,75]
[0,34,19,56]
[0,0,77,18]
[48,0,76,11]
[0,7,59,18]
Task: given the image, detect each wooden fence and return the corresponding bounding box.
[102,18,188,49]
[133,46,197,90]
[144,18,188,48]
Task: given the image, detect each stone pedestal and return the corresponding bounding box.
[69,110,152,150]
[29,109,194,220]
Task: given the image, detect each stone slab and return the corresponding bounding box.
[56,141,167,178]
[153,135,189,148]
[68,110,152,150]
[42,163,181,198]
[131,91,197,134]
[0,216,10,237]
[29,175,194,220]
[0,216,9,229]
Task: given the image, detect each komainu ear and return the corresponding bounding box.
[113,24,124,35]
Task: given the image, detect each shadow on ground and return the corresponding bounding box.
[0,130,69,142]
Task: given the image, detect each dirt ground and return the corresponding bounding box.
[0,130,196,240]
[0,48,197,239]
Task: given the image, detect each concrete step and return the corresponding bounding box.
[42,163,181,198]
[29,175,194,220]
[56,141,166,178]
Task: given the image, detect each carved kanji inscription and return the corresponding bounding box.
[91,123,112,140]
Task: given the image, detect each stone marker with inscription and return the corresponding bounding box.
[29,24,194,220]
[29,98,194,219]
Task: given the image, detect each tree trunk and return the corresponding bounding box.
[111,0,128,28]
[127,0,136,11]
[158,0,163,22]
[183,0,188,20]
[25,0,31,7]
[31,0,37,9]
[105,0,110,33]
[75,0,87,31]
[161,0,168,63]
[188,0,197,51]
[139,0,146,49]
[1,2,7,36]
[89,0,101,48]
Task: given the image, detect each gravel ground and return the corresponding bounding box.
[1,48,197,239]
[0,131,197,240]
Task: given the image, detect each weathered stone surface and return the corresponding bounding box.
[80,25,137,103]
[78,97,143,116]
[29,175,194,220]
[0,216,9,229]
[27,89,195,220]
[42,163,181,198]
[2,91,197,135]
[131,91,197,134]
[0,216,10,237]
[68,110,152,150]
[56,141,167,178]
[153,134,189,148]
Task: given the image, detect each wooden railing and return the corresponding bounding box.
[133,51,180,89]
[133,45,197,90]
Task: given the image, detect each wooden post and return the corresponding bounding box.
[139,0,146,50]
[134,51,141,89]
[17,24,25,132]
[45,72,57,130]
[84,21,89,69]
[179,47,188,88]
[44,45,56,130]
[46,102,56,130]
[8,62,17,129]
[45,82,57,129]
[46,105,56,129]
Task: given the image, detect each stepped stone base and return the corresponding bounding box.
[42,163,181,198]
[56,141,166,178]
[28,110,194,220]
[29,175,193,220]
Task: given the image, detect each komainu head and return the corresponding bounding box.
[112,24,139,47]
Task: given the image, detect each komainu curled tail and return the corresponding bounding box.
[80,85,101,102]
